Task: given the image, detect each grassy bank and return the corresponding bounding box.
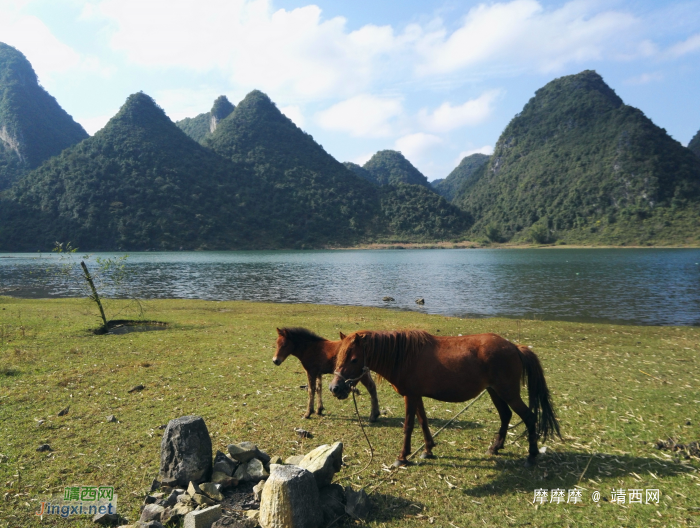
[1,297,698,527]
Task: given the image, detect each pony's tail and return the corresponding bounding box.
[517,345,561,441]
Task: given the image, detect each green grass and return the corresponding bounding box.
[1,297,699,527]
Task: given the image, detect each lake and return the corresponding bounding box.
[1,248,699,326]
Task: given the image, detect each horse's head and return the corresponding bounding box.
[272,328,293,366]
[329,331,367,399]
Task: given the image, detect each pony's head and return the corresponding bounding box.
[272,328,292,366]
[329,331,367,399]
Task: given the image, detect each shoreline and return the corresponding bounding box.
[327,241,700,250]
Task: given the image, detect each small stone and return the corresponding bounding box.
[382,296,395,302]
[188,482,200,497]
[252,480,265,502]
[293,428,312,439]
[58,406,70,416]
[144,495,158,505]
[255,449,271,465]
[213,450,238,476]
[149,479,161,493]
[171,501,196,517]
[107,415,118,423]
[128,384,145,393]
[193,493,215,507]
[298,442,343,487]
[415,298,425,305]
[344,487,369,520]
[135,522,164,528]
[213,517,257,528]
[183,504,222,528]
[199,482,223,502]
[164,489,184,507]
[284,455,304,465]
[210,472,237,488]
[227,442,259,463]
[36,444,52,452]
[93,512,120,525]
[245,510,260,522]
[157,424,167,430]
[36,420,45,427]
[268,456,283,465]
[140,504,165,522]
[245,458,269,482]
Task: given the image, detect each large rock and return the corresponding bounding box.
[184,504,222,528]
[227,442,258,463]
[159,416,213,487]
[298,442,343,487]
[199,482,223,502]
[140,504,165,523]
[213,450,238,476]
[259,465,322,528]
[234,458,268,482]
[285,455,304,465]
[345,487,370,520]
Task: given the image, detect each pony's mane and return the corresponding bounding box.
[341,330,435,380]
[282,327,327,347]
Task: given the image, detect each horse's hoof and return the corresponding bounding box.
[487,448,498,456]
[420,452,436,460]
[316,410,324,416]
[392,459,411,468]
[524,457,537,468]
[302,414,311,419]
[368,415,379,423]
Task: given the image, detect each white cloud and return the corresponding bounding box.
[624,72,663,85]
[414,0,639,75]
[351,152,374,166]
[315,95,403,138]
[667,33,700,58]
[280,105,305,129]
[419,90,501,133]
[76,112,117,135]
[455,145,494,165]
[394,133,442,160]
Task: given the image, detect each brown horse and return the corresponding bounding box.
[329,330,560,467]
[273,327,380,422]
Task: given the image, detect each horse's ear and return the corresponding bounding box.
[276,328,285,337]
[339,332,346,340]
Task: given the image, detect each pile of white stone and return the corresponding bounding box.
[110,415,368,528]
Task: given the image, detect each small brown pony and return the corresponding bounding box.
[273,327,380,422]
[330,330,560,467]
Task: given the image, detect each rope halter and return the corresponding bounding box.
[333,366,370,387]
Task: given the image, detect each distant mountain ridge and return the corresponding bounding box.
[432,153,490,201]
[0,42,88,190]
[453,70,700,245]
[362,150,432,189]
[176,95,235,143]
[689,129,700,158]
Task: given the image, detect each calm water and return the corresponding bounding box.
[1,249,699,326]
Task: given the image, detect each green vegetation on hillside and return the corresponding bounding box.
[453,70,700,245]
[0,43,88,190]
[343,161,375,183]
[363,150,432,188]
[432,153,490,201]
[175,95,235,143]
[689,129,700,158]
[1,297,698,527]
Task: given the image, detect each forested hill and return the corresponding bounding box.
[432,153,490,201]
[362,150,432,189]
[176,95,235,143]
[453,70,700,245]
[0,93,265,251]
[689,129,700,158]
[0,43,88,190]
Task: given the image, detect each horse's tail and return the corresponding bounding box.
[517,345,561,441]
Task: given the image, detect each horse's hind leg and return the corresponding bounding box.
[416,397,436,459]
[359,372,380,422]
[487,387,512,455]
[507,396,539,467]
[303,371,316,419]
[315,375,324,415]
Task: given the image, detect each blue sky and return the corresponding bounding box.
[1,0,699,180]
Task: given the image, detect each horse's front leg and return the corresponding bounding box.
[303,371,316,419]
[394,396,418,467]
[315,375,324,416]
[415,397,436,459]
[359,371,380,423]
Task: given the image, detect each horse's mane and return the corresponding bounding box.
[281,327,327,347]
[341,330,435,380]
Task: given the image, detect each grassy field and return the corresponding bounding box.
[0,297,698,527]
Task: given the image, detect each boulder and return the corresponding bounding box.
[234,459,268,482]
[140,504,165,523]
[284,455,304,465]
[183,504,222,528]
[227,442,258,463]
[164,489,185,507]
[259,465,322,528]
[159,416,212,487]
[213,450,238,476]
[298,442,343,487]
[344,487,370,520]
[319,484,345,525]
